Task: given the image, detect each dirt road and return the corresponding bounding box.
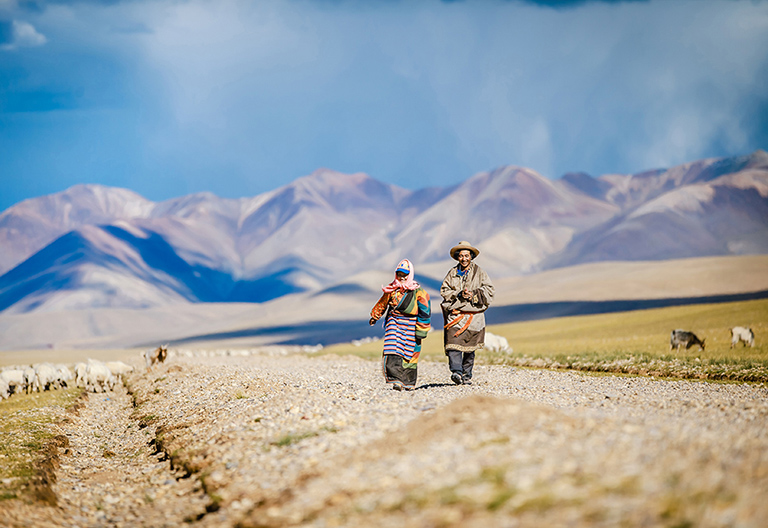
[4,353,768,527]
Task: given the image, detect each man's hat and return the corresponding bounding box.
[450,241,480,260]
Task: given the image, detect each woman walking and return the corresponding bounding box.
[441,241,494,385]
[369,259,431,391]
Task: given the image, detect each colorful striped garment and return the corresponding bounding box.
[371,288,431,361]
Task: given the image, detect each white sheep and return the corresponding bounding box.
[35,363,57,392]
[24,366,38,393]
[74,362,88,388]
[55,364,74,388]
[35,364,58,392]
[484,331,512,353]
[105,361,134,383]
[86,361,115,393]
[0,368,27,395]
[0,377,9,400]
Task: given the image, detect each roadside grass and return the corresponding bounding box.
[0,387,84,501]
[320,299,768,383]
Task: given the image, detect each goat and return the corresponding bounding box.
[730,326,755,348]
[669,329,705,353]
[143,345,168,369]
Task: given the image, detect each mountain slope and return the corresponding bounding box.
[544,159,768,268]
[0,184,155,275]
[0,151,766,319]
[390,166,619,275]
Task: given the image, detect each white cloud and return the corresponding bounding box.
[2,0,766,203]
[1,20,47,51]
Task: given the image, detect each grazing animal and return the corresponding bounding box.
[0,368,26,395]
[86,361,114,393]
[74,362,88,388]
[55,364,73,388]
[484,331,512,353]
[730,326,755,348]
[143,345,168,369]
[669,329,705,353]
[35,364,58,391]
[0,378,9,400]
[24,366,38,393]
[105,361,134,383]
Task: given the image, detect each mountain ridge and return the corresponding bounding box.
[1,150,767,316]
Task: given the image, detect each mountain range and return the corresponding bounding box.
[1,150,767,320]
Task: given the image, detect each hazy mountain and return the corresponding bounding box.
[389,165,619,275]
[0,150,766,318]
[543,151,768,268]
[0,184,154,274]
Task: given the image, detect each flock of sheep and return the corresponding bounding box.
[0,345,170,401]
[0,359,136,401]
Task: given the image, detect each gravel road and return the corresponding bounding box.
[3,352,768,527]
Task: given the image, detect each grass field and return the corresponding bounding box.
[0,387,84,502]
[321,298,768,383]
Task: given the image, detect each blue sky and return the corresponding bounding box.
[1,0,767,211]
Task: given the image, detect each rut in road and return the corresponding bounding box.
[8,382,211,528]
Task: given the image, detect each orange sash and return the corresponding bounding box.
[444,310,474,337]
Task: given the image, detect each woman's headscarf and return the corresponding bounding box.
[382,258,420,292]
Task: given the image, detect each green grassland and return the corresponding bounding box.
[0,387,84,501]
[321,299,768,383]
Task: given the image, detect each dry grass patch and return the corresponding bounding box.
[0,387,85,502]
[484,298,768,382]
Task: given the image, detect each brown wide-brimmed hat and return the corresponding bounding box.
[450,241,480,260]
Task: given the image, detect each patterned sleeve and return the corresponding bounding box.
[415,289,431,339]
[370,292,390,322]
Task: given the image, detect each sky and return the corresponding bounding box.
[0,0,767,211]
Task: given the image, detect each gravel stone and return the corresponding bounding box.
[2,353,767,527]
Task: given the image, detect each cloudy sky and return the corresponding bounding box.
[1,0,767,211]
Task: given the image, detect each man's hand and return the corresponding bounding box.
[369,317,377,326]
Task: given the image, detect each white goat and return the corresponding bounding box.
[730,326,755,348]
